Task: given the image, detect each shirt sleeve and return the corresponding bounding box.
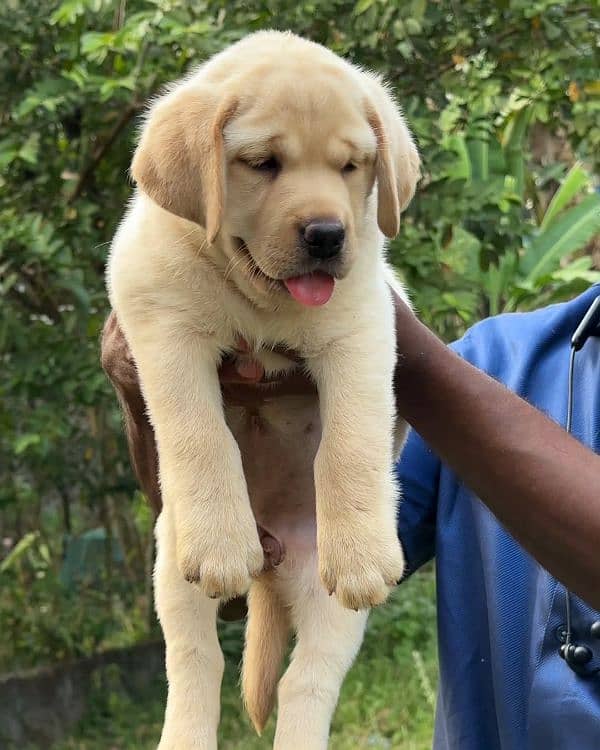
[396,427,441,577]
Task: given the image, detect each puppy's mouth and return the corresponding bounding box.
[232,237,336,307]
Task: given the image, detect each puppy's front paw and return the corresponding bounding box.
[319,526,405,610]
[177,518,263,600]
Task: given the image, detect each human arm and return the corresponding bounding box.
[391,301,600,608]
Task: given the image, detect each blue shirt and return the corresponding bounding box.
[397,285,600,749]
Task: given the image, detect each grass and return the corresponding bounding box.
[55,567,437,750]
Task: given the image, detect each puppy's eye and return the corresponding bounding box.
[256,157,279,172]
[342,162,358,174]
[244,157,280,175]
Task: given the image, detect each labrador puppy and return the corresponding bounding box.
[106,30,420,750]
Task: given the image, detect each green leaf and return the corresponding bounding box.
[411,0,427,21]
[522,193,600,282]
[0,532,39,573]
[0,271,18,294]
[541,256,600,286]
[467,138,489,181]
[502,104,532,199]
[99,76,136,100]
[81,31,116,63]
[479,251,518,315]
[18,133,40,165]
[540,162,591,232]
[14,433,41,455]
[58,276,91,308]
[50,0,88,27]
[0,138,18,170]
[443,135,471,181]
[354,0,376,16]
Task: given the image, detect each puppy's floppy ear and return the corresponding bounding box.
[364,75,421,238]
[131,84,237,244]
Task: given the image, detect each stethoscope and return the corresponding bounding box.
[558,295,600,678]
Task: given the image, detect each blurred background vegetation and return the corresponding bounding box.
[1,0,599,747]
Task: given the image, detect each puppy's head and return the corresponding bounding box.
[132,32,420,306]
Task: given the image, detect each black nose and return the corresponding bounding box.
[301,220,345,260]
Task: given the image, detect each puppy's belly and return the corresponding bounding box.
[225,395,321,563]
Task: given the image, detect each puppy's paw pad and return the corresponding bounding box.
[319,533,405,609]
[327,569,391,610]
[177,535,263,600]
[196,560,254,600]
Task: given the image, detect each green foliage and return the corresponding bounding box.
[391,101,600,333]
[0,1,598,730]
[438,157,600,318]
[0,530,153,672]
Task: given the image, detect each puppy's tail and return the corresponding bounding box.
[242,576,289,735]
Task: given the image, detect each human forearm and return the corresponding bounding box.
[393,310,600,607]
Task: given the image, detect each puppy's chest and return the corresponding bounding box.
[202,285,342,356]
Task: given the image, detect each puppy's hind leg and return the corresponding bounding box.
[274,562,369,750]
[155,509,223,750]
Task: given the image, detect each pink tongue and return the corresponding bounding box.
[284,272,335,306]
